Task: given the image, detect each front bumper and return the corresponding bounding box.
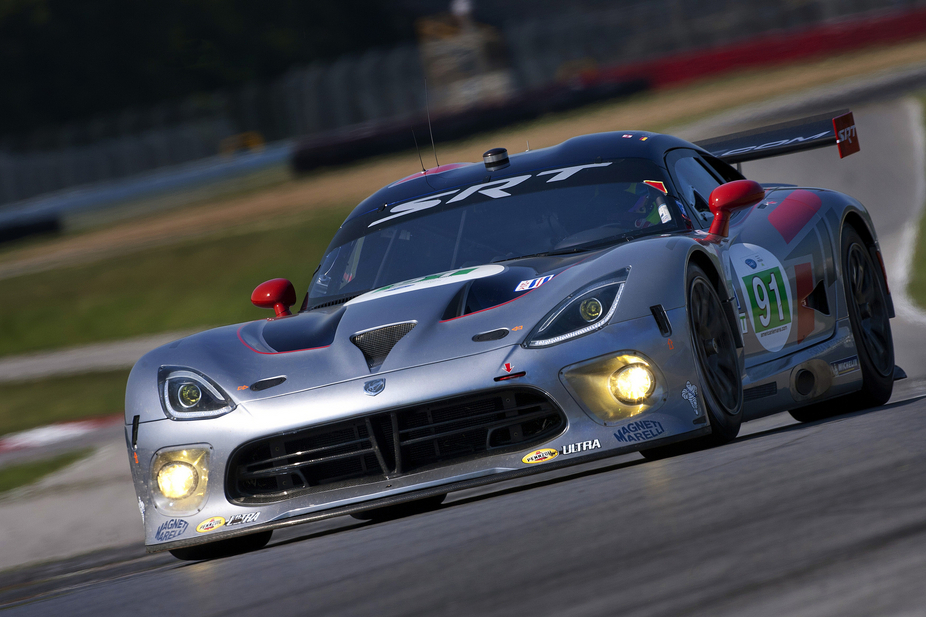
[128,308,709,552]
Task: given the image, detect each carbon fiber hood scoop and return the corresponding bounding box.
[351,321,417,370]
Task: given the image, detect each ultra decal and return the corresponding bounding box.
[561,439,601,455]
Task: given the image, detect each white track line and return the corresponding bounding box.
[889,97,926,327]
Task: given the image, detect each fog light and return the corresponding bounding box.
[150,446,211,515]
[157,461,199,499]
[609,363,655,404]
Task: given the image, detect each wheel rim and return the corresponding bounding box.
[689,278,740,414]
[846,243,892,376]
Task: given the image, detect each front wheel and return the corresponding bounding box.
[641,264,742,459]
[790,225,893,422]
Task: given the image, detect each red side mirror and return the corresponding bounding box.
[251,279,297,318]
[708,180,765,237]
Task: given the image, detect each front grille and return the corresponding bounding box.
[227,388,566,504]
[351,321,416,368]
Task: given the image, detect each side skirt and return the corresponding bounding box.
[741,317,863,421]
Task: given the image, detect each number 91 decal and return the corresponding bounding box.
[730,244,792,352]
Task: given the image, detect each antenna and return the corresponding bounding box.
[424,79,439,168]
[526,140,530,152]
[412,130,426,173]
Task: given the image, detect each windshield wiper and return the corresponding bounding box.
[490,251,552,263]
[550,227,677,255]
[549,233,633,255]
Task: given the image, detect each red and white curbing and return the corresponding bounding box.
[0,415,122,453]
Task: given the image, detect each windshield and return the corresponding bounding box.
[308,158,682,307]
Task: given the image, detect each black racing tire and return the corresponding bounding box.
[350,494,446,522]
[169,530,273,561]
[641,264,743,459]
[790,225,894,422]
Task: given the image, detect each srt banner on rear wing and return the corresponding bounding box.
[696,110,859,163]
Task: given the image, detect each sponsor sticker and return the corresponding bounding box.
[155,518,188,542]
[137,498,146,524]
[831,356,859,376]
[515,275,554,292]
[502,362,514,373]
[196,516,226,534]
[658,204,672,224]
[681,381,700,415]
[226,512,261,527]
[522,448,558,464]
[643,180,667,194]
[731,244,792,352]
[561,439,601,455]
[614,420,665,443]
[745,259,758,269]
[372,164,613,227]
[347,265,504,305]
[834,112,860,158]
[622,134,633,138]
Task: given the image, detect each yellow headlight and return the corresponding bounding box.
[178,383,202,408]
[609,363,655,404]
[579,297,603,322]
[157,461,199,500]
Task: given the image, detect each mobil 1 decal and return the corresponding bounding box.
[730,243,791,352]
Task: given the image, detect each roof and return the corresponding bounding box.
[346,130,698,222]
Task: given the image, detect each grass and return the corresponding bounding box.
[907,92,926,309]
[0,370,130,437]
[0,448,94,495]
[0,205,352,356]
[909,190,926,308]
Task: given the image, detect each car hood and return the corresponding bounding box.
[131,235,693,410]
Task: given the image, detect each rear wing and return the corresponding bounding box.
[696,110,859,164]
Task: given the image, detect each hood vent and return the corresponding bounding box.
[351,321,417,370]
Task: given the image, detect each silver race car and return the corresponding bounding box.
[125,110,898,559]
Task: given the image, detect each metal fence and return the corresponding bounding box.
[0,0,922,207]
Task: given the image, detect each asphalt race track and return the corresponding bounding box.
[5,98,926,617]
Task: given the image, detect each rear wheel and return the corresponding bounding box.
[790,225,893,422]
[641,264,742,459]
[169,530,272,561]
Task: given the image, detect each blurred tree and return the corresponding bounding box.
[0,0,415,139]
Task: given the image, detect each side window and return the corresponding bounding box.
[702,154,744,183]
[667,150,723,225]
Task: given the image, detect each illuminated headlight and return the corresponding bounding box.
[157,461,198,499]
[609,363,655,404]
[159,368,235,420]
[561,353,665,424]
[525,274,627,348]
[151,446,211,514]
